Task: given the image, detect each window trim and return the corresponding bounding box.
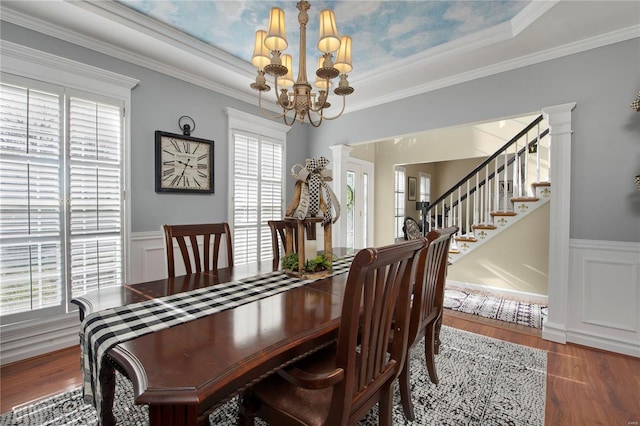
[419,172,431,203]
[225,108,290,264]
[0,41,138,322]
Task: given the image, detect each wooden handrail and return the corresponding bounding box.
[425,115,545,216]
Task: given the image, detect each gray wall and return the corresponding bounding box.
[3,21,639,242]
[1,22,309,233]
[310,38,640,243]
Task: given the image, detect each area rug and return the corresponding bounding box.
[0,326,546,426]
[444,287,548,329]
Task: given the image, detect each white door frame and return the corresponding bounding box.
[329,145,374,250]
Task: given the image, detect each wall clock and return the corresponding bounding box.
[155,130,214,193]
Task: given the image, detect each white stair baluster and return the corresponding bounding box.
[465,180,470,235]
[517,142,521,200]
[458,186,462,233]
[503,149,508,211]
[449,193,454,228]
[536,122,541,183]
[524,132,529,196]
[494,157,499,213]
[485,165,490,224]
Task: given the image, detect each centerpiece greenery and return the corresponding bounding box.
[281,252,332,276]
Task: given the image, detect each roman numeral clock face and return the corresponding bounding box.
[155,131,214,193]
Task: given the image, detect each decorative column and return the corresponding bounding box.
[541,102,576,344]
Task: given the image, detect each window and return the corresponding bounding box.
[419,172,431,203]
[0,74,125,321]
[394,167,406,240]
[227,108,288,265]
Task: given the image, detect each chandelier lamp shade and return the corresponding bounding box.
[250,0,354,127]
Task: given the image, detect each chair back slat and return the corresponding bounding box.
[397,226,458,421]
[267,220,297,267]
[163,223,233,277]
[408,226,458,345]
[330,238,428,422]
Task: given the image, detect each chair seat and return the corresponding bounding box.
[252,344,338,426]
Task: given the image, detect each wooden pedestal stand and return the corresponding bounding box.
[284,216,332,279]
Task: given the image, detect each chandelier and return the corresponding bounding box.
[250,0,354,127]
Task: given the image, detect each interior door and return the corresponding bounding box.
[344,160,373,250]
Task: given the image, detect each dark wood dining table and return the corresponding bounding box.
[72,257,352,426]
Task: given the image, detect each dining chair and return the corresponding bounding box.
[238,238,428,426]
[267,220,296,267]
[162,222,233,277]
[403,216,423,240]
[398,225,458,421]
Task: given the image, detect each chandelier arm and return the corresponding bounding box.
[307,110,323,127]
[317,95,347,121]
[282,110,297,126]
[257,89,290,120]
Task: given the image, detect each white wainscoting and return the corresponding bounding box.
[129,230,169,283]
[129,230,232,283]
[568,239,640,358]
[0,313,79,365]
[2,235,638,365]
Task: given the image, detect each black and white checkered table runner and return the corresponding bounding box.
[80,255,353,419]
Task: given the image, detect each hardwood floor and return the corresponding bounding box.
[2,311,639,424]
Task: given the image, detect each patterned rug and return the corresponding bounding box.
[444,287,548,329]
[0,326,546,425]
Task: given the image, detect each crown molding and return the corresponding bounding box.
[349,25,640,114]
[2,2,638,117]
[356,1,558,86]
[511,0,558,37]
[73,0,251,73]
[0,39,139,95]
[0,5,254,102]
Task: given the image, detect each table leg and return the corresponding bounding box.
[99,360,117,426]
[237,390,258,426]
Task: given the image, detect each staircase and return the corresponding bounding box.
[448,181,550,262]
[420,115,551,262]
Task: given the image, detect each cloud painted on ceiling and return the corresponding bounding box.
[119,1,529,77]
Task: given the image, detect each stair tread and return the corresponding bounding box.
[511,196,539,202]
[455,236,477,242]
[490,211,517,217]
[472,224,497,230]
[531,181,551,187]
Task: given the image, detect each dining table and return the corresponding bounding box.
[71,252,354,426]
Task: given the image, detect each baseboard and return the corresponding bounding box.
[541,321,567,344]
[566,329,640,358]
[0,313,79,365]
[446,279,548,305]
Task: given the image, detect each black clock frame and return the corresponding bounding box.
[154,130,215,194]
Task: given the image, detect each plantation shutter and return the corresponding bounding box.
[232,131,283,265]
[0,81,65,315]
[419,173,431,203]
[0,76,124,318]
[68,96,123,295]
